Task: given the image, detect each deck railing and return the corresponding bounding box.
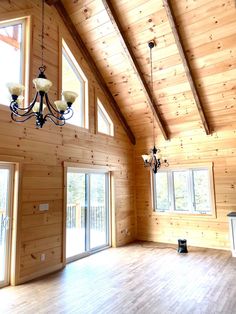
[66,204,105,232]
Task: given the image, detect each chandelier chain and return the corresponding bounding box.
[150,43,155,147]
[41,0,45,67]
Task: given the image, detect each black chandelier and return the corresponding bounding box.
[7,0,77,128]
[141,41,169,174]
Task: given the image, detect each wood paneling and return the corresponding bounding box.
[0,0,135,284]
[136,128,236,249]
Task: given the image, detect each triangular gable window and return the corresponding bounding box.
[97,98,114,136]
[62,39,88,128]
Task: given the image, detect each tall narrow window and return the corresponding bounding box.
[0,19,24,106]
[97,98,114,136]
[62,39,88,128]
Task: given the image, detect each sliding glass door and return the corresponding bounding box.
[0,164,13,288]
[66,169,109,261]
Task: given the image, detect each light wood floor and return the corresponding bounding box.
[0,242,236,314]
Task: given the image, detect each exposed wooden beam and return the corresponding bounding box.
[48,0,135,145]
[102,0,169,141]
[163,0,210,135]
[45,0,59,5]
[0,34,19,49]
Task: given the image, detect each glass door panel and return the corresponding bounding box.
[0,166,12,288]
[66,169,109,262]
[66,172,86,259]
[90,174,108,249]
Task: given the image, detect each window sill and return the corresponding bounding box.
[152,210,216,220]
[96,131,115,138]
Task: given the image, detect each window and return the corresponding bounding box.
[153,165,214,215]
[62,39,88,128]
[97,98,114,136]
[0,19,24,106]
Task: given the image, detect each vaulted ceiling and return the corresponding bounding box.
[48,0,236,144]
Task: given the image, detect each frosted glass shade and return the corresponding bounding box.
[7,83,25,96]
[32,102,46,113]
[62,91,78,103]
[142,154,150,163]
[16,95,24,106]
[33,78,52,92]
[156,152,162,159]
[54,100,68,112]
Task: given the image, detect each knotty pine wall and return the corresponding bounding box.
[0,0,135,284]
[136,128,236,250]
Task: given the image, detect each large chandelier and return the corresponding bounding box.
[141,41,169,174]
[7,0,77,128]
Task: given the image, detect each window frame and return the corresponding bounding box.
[152,163,216,218]
[97,98,114,137]
[0,16,30,108]
[61,38,89,129]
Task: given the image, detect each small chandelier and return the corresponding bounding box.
[141,41,169,174]
[7,0,77,128]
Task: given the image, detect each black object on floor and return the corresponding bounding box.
[177,239,188,253]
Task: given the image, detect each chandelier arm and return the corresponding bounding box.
[11,112,36,122]
[45,93,73,118]
[45,94,72,119]
[45,93,61,115]
[45,113,66,126]
[10,104,37,118]
[10,92,39,114]
[61,108,74,120]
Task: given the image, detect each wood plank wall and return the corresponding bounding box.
[136,127,236,250]
[0,0,135,284]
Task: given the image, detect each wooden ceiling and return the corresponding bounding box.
[48,0,236,143]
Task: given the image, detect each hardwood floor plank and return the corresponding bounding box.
[0,242,235,314]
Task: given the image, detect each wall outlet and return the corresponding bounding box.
[40,253,46,262]
[125,228,130,236]
[39,203,49,211]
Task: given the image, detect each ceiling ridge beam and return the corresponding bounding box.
[102,0,169,141]
[46,0,136,145]
[163,0,211,135]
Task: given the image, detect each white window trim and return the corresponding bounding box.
[152,163,216,218]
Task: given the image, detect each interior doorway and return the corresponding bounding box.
[66,168,110,262]
[0,164,14,288]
